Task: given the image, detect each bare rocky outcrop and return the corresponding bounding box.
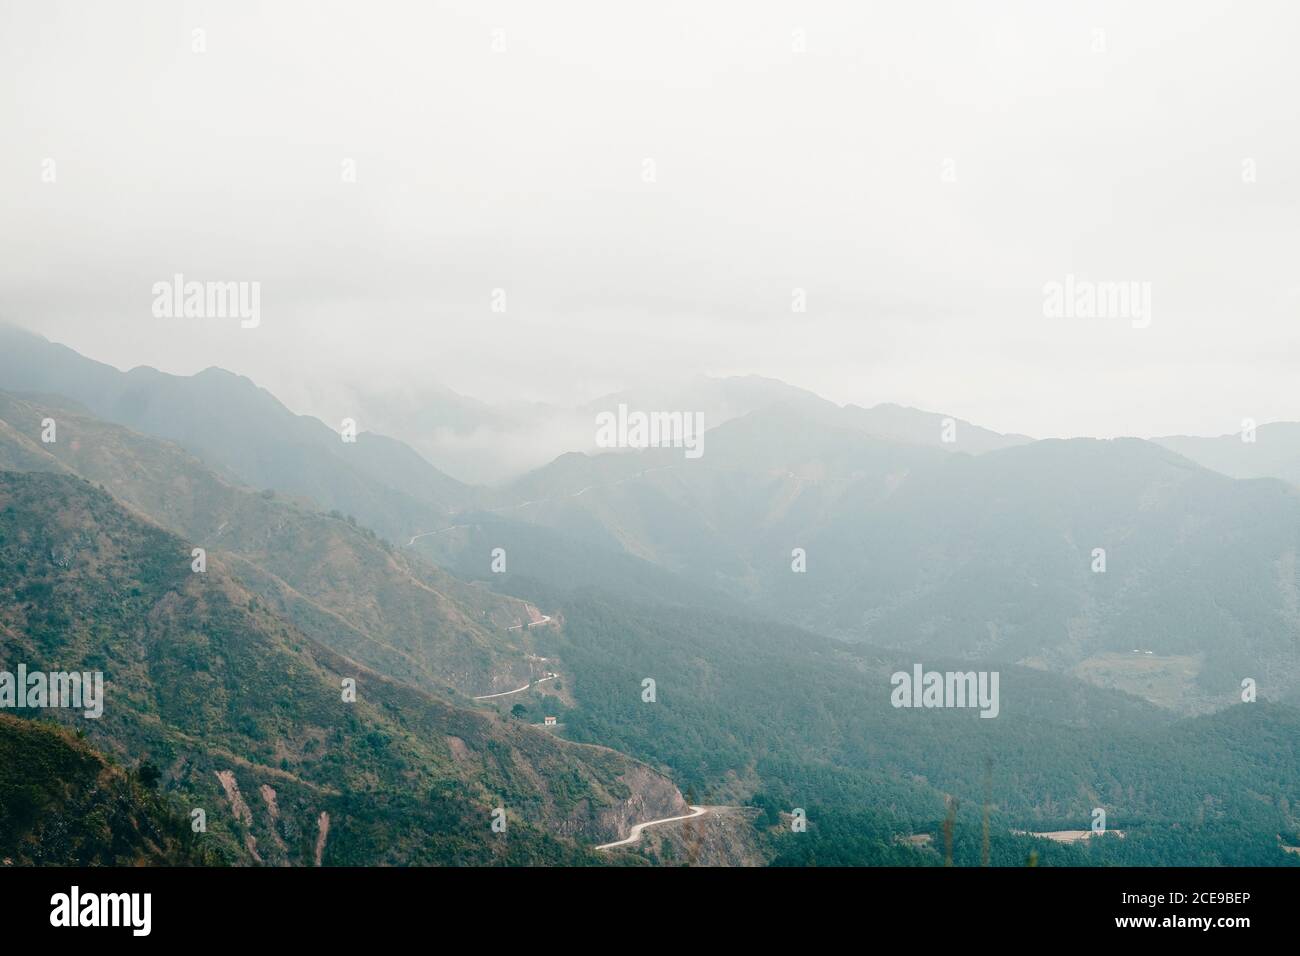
[588,762,689,843]
[215,769,262,863]
[633,806,765,866]
[314,812,330,866]
[259,784,279,817]
[215,770,253,826]
[259,784,289,859]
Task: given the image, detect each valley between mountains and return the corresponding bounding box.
[2,325,1298,867]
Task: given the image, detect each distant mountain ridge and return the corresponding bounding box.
[6,325,1300,717]
[324,371,828,483]
[0,324,503,543]
[482,405,1300,714]
[843,402,1033,453]
[1155,423,1300,488]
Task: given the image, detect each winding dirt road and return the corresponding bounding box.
[471,673,557,701]
[594,805,711,851]
[506,615,551,631]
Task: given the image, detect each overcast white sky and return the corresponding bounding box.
[2,0,1297,439]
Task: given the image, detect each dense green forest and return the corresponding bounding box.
[508,585,1300,866]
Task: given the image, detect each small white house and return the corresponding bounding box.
[544,716,557,726]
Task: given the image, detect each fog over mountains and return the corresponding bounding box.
[8,3,1300,447]
[2,322,1298,868]
[4,321,1298,721]
[6,0,1300,912]
[8,0,1300,885]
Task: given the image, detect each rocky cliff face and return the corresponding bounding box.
[628,807,766,866]
[586,761,689,843]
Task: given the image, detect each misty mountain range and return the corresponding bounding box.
[2,321,1298,866]
[4,322,1295,712]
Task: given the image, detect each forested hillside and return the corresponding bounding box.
[0,390,544,699]
[514,586,1300,866]
[487,403,1300,713]
[0,713,211,866]
[4,339,1298,868]
[0,470,687,864]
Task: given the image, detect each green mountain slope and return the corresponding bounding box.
[0,390,544,699]
[496,405,1300,712]
[0,470,687,864]
[519,586,1300,865]
[0,713,212,866]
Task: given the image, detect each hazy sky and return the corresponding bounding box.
[2,0,1298,439]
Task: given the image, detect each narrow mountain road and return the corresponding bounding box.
[406,524,470,546]
[471,682,530,700]
[506,615,551,631]
[594,805,711,850]
[471,673,556,701]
